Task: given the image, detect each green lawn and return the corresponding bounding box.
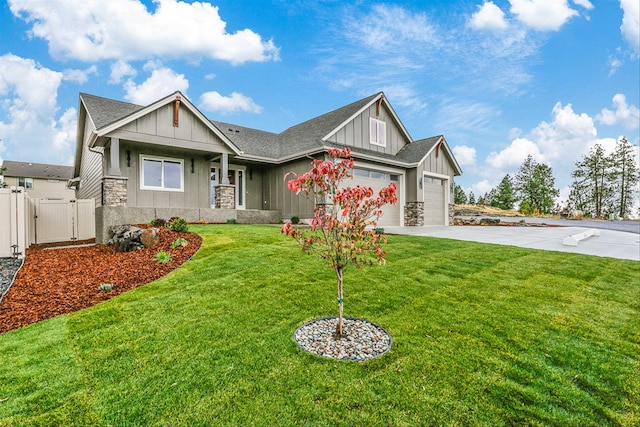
[1,224,638,426]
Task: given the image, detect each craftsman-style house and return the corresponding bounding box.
[72,91,462,242]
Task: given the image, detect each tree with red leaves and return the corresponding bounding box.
[282,148,398,336]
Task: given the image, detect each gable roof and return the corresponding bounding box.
[80,93,145,130]
[75,91,461,175]
[1,160,74,180]
[397,136,463,175]
[79,92,242,155]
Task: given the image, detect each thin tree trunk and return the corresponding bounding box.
[336,266,344,337]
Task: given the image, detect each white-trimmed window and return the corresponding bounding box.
[18,177,33,189]
[370,117,386,147]
[140,156,183,191]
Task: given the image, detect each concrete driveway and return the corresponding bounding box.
[385,225,640,262]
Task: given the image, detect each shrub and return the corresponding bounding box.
[98,283,114,291]
[291,216,300,224]
[169,217,189,233]
[227,218,237,224]
[150,218,167,227]
[155,250,172,264]
[375,227,385,235]
[171,238,189,248]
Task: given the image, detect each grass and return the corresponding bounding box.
[0,224,638,426]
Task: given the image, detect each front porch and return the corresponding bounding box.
[95,206,281,243]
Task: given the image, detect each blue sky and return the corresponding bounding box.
[0,0,638,203]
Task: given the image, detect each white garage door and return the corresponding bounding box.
[347,168,401,227]
[423,177,446,226]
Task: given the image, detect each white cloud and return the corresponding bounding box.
[0,54,75,164]
[452,145,477,166]
[62,65,97,83]
[471,179,495,196]
[349,4,440,50]
[486,137,544,169]
[596,94,640,130]
[9,0,280,65]
[531,102,597,161]
[572,0,594,10]
[509,0,578,31]
[469,2,509,31]
[483,100,623,196]
[620,0,640,57]
[200,91,262,114]
[123,64,189,105]
[109,60,137,84]
[608,53,623,76]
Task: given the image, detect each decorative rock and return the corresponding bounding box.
[479,218,500,225]
[140,228,161,248]
[108,225,145,252]
[294,317,392,362]
[0,257,23,303]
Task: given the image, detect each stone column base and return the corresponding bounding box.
[103,176,128,207]
[404,201,424,226]
[215,185,235,209]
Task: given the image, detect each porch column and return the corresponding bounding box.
[221,152,230,184]
[107,137,122,176]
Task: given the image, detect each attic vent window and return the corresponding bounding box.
[369,117,386,147]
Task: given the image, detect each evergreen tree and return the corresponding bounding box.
[514,155,559,215]
[484,188,497,207]
[610,136,639,218]
[454,184,467,204]
[468,191,476,205]
[569,144,614,218]
[491,174,516,210]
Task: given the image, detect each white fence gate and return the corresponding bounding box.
[30,198,95,244]
[0,187,29,258]
[1,187,95,258]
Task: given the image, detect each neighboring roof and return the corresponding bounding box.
[1,160,74,180]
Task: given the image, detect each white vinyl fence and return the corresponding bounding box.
[0,187,29,258]
[1,187,95,258]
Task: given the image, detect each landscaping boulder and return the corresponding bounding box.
[108,225,145,252]
[140,228,161,248]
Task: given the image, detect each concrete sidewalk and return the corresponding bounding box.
[384,226,640,262]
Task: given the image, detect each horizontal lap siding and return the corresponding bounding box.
[78,118,104,206]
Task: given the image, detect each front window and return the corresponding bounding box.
[19,177,34,189]
[140,156,183,191]
[370,117,386,147]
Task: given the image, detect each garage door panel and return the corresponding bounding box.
[344,173,400,227]
[423,182,445,226]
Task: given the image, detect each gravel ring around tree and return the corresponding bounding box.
[294,317,392,362]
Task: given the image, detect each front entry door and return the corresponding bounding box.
[210,165,245,209]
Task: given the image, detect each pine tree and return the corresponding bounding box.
[491,175,516,210]
[454,184,468,204]
[569,144,613,218]
[468,191,476,205]
[514,155,559,215]
[610,136,640,218]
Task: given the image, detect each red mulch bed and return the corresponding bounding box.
[0,227,202,334]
